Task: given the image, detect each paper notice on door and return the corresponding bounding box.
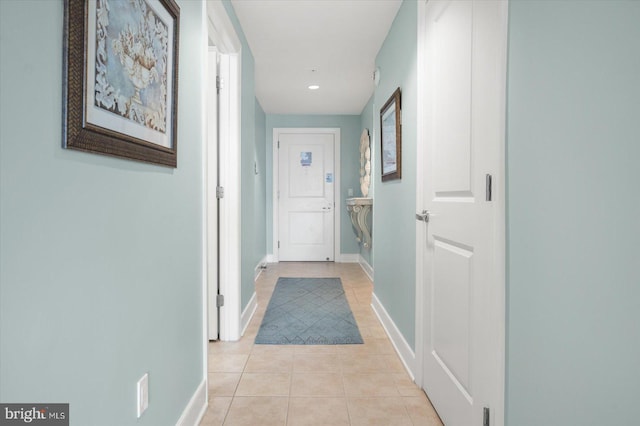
[300,152,312,167]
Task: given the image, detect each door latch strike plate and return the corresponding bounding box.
[216,294,224,308]
[483,407,490,426]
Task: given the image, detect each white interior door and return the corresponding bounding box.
[278,132,335,261]
[206,47,219,341]
[417,1,506,425]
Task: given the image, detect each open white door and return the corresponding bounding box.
[416,1,507,425]
[277,132,335,261]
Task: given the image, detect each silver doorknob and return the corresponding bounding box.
[415,210,430,223]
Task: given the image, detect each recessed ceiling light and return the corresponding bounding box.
[308,85,320,90]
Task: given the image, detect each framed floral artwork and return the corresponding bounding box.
[63,0,180,167]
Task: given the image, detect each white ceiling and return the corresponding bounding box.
[230,0,402,115]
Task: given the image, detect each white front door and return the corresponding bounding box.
[277,132,335,261]
[417,1,506,425]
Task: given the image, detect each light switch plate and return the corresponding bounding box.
[137,373,149,418]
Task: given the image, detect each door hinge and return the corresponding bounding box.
[278,241,280,249]
[216,186,224,199]
[485,174,493,202]
[216,76,224,92]
[277,140,280,149]
[483,407,490,426]
[216,294,224,308]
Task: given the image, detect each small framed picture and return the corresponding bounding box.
[380,87,401,181]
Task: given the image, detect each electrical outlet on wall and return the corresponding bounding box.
[137,373,149,418]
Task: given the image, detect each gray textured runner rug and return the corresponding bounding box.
[255,277,363,345]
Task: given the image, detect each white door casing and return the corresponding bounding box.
[278,132,335,261]
[206,46,219,341]
[272,128,341,262]
[206,0,242,341]
[415,1,507,426]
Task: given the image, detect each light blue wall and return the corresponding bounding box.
[265,115,362,257]
[367,0,418,349]
[0,0,205,424]
[506,1,640,425]
[358,95,375,268]
[224,1,267,310]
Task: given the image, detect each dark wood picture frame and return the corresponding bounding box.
[63,0,180,167]
[380,87,401,181]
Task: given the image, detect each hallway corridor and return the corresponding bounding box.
[200,262,442,425]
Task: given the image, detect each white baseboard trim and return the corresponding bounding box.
[358,255,373,281]
[337,253,359,263]
[371,293,416,381]
[240,291,257,336]
[175,379,207,426]
[254,256,268,281]
[265,254,361,264]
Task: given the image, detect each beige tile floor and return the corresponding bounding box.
[200,262,443,426]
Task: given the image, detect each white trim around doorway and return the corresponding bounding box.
[206,0,242,343]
